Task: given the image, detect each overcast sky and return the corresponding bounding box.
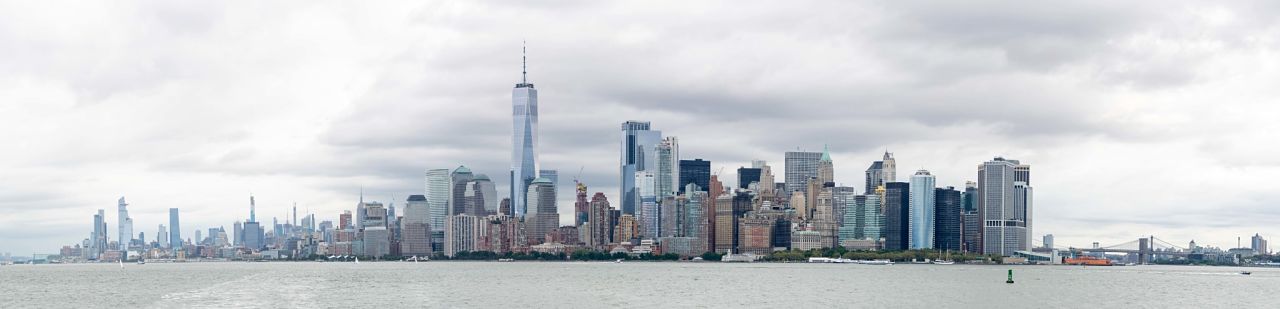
[2,0,1279,254]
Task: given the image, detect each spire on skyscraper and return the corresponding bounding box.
[522,41,527,84]
[249,194,256,223]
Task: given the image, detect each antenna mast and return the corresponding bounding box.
[522,41,527,84]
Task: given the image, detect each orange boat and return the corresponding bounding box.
[1065,256,1113,266]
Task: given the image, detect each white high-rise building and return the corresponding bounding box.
[909,170,936,249]
[655,137,679,199]
[979,157,1032,255]
[157,224,168,248]
[511,44,540,219]
[425,169,450,232]
[784,151,822,196]
[636,171,659,239]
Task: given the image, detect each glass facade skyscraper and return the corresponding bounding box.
[909,170,935,249]
[169,208,180,249]
[736,167,762,190]
[511,46,540,219]
[883,182,910,251]
[678,159,711,195]
[934,187,963,251]
[620,121,661,215]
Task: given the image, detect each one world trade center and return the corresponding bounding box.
[511,44,539,218]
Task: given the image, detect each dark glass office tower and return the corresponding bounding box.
[934,187,963,251]
[736,167,761,189]
[883,182,910,251]
[678,159,711,195]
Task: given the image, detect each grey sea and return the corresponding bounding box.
[1,262,1276,308]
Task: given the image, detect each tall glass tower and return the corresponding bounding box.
[908,170,936,249]
[621,121,661,215]
[117,197,132,251]
[169,208,180,249]
[511,43,540,218]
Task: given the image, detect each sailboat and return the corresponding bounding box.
[118,259,124,268]
[354,257,360,264]
[932,250,955,265]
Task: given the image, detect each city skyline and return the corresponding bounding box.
[4,1,1280,255]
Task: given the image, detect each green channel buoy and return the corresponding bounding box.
[1006,269,1015,284]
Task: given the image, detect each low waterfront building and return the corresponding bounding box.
[658,237,702,258]
[791,230,823,251]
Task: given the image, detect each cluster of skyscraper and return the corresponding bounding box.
[61,48,1037,261]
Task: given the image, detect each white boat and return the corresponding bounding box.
[615,259,623,263]
[137,259,146,265]
[932,260,955,265]
[118,260,124,268]
[498,258,515,262]
[354,257,360,264]
[721,251,757,263]
[857,259,894,265]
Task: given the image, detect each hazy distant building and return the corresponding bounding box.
[449,166,475,216]
[1252,234,1269,255]
[934,187,963,251]
[683,184,709,251]
[169,208,181,250]
[526,177,558,245]
[678,159,711,195]
[117,197,132,251]
[636,171,659,240]
[864,152,897,194]
[755,161,776,197]
[464,174,498,215]
[157,224,168,248]
[909,170,936,250]
[784,151,821,196]
[979,157,1032,256]
[243,195,265,250]
[620,121,662,215]
[91,209,106,259]
[656,137,680,199]
[883,182,910,251]
[401,195,432,256]
[361,202,390,257]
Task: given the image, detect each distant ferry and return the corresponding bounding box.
[721,251,756,263]
[137,259,146,265]
[498,258,515,262]
[1065,256,1113,266]
[932,260,955,265]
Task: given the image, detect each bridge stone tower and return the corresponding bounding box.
[1138,237,1151,264]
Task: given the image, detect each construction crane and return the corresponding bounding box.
[573,166,586,192]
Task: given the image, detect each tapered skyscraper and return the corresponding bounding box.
[511,43,540,218]
[117,197,132,251]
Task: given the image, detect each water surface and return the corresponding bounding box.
[1,262,1274,308]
